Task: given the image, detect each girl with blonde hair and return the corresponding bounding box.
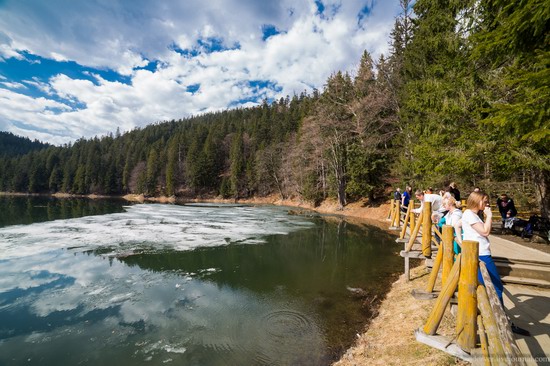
[461,191,530,336]
[462,192,502,299]
[442,195,462,254]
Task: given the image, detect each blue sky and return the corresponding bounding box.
[0,0,401,145]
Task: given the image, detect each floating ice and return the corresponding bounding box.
[0,204,314,260]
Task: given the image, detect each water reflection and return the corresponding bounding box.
[0,200,401,366]
[0,195,127,228]
[0,250,327,365]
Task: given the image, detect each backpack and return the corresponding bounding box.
[521,215,550,240]
[521,222,533,238]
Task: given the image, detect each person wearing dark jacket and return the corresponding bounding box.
[496,193,517,225]
[449,182,460,202]
[401,186,412,212]
[394,187,402,202]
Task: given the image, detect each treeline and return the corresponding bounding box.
[0,0,548,216]
[0,131,50,157]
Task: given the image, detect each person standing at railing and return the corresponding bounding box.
[394,187,402,202]
[442,195,462,255]
[401,186,412,213]
[412,189,444,214]
[449,182,460,201]
[462,192,502,302]
[461,191,529,336]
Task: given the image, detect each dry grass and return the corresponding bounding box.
[333,265,468,366]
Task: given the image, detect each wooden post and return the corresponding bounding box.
[425,245,443,292]
[441,225,454,286]
[477,314,491,366]
[404,256,410,282]
[392,200,401,228]
[479,262,525,365]
[405,212,423,252]
[461,200,466,212]
[399,202,411,239]
[388,199,395,221]
[457,240,478,352]
[410,203,416,232]
[422,202,432,257]
[424,254,461,335]
[477,285,507,363]
[433,224,442,242]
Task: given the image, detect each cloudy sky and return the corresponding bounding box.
[0,0,401,145]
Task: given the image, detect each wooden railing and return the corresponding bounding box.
[387,200,525,364]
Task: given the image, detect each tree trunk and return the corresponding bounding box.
[337,172,346,209]
[533,169,550,218]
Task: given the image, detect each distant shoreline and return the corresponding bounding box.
[0,191,392,228]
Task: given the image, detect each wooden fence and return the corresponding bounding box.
[387,199,525,364]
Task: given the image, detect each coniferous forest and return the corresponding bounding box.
[0,0,548,216]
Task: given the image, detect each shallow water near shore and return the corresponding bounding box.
[0,196,401,366]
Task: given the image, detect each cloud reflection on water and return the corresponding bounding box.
[0,204,326,365]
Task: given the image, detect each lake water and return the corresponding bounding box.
[0,196,401,366]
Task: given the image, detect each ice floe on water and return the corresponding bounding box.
[0,203,315,260]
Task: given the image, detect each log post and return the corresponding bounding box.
[404,256,410,282]
[425,245,443,292]
[410,203,416,232]
[433,224,442,242]
[422,202,432,257]
[399,202,412,239]
[477,314,491,366]
[479,262,525,365]
[441,225,454,286]
[405,212,423,252]
[457,240,478,352]
[424,254,461,335]
[476,285,507,363]
[388,199,395,221]
[461,200,466,212]
[392,200,401,228]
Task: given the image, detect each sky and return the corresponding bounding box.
[0,0,401,145]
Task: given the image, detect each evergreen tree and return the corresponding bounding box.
[229,132,244,197]
[146,148,159,195]
[471,0,550,216]
[397,0,475,187]
[49,165,62,192]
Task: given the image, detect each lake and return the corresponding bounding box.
[0,196,401,366]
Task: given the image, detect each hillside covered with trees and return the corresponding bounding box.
[0,132,50,158]
[0,0,548,216]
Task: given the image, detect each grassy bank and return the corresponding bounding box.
[333,265,467,366]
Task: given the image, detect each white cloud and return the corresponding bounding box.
[1,81,27,89]
[0,0,401,144]
[22,77,54,95]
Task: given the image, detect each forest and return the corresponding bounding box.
[0,0,548,216]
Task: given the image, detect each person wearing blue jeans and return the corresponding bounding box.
[461,191,529,336]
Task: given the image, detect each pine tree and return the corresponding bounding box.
[229,132,244,197]
[146,148,159,195]
[471,0,550,216]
